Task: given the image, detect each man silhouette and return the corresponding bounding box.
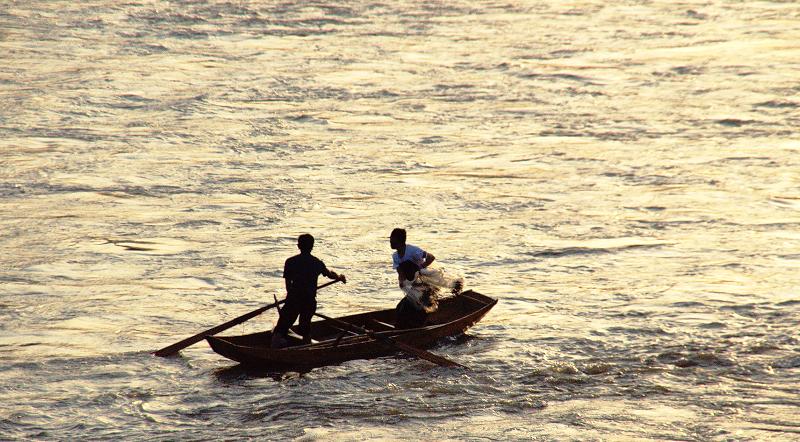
[271,234,346,347]
[390,228,435,286]
[390,228,435,328]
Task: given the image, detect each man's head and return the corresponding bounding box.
[390,228,406,249]
[297,233,314,253]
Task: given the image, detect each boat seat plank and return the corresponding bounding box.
[329,324,360,336]
[367,319,395,331]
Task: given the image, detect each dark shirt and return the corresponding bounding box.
[283,252,329,299]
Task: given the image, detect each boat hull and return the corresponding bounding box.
[206,290,496,370]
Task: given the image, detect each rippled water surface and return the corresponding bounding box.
[2,0,799,440]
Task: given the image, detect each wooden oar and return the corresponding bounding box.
[153,279,341,357]
[312,311,467,369]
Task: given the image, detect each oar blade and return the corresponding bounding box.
[153,304,273,357]
[153,280,341,357]
[392,340,466,368]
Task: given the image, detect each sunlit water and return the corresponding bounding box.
[2,0,799,440]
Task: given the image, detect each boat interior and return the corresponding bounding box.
[217,290,492,349]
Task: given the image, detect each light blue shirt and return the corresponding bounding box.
[392,244,428,270]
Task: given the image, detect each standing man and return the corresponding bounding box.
[390,228,435,286]
[271,233,346,348]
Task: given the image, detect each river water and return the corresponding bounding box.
[2,0,799,440]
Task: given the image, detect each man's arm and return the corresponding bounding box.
[422,253,435,268]
[324,268,347,284]
[283,259,292,295]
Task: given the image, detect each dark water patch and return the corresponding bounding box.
[772,357,800,369]
[104,239,158,252]
[518,72,602,86]
[699,322,726,329]
[66,17,107,30]
[607,326,672,337]
[754,100,799,109]
[168,28,211,39]
[419,136,446,144]
[0,182,28,197]
[716,118,754,127]
[463,199,548,212]
[213,365,296,383]
[425,88,496,103]
[743,341,782,355]
[529,242,665,258]
[547,49,591,59]
[715,155,773,163]
[686,10,709,20]
[536,128,578,137]
[14,182,194,199]
[657,350,736,368]
[128,10,209,26]
[776,300,800,307]
[644,206,666,211]
[604,171,710,187]
[174,220,222,228]
[117,42,170,56]
[607,309,652,319]
[579,361,617,375]
[653,65,705,77]
[77,93,175,111]
[17,127,106,142]
[116,93,160,104]
[671,301,706,308]
[288,114,329,125]
[241,84,380,103]
[719,303,764,318]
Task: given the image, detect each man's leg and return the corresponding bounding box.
[272,299,300,348]
[297,299,317,345]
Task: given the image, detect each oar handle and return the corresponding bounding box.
[317,279,341,290]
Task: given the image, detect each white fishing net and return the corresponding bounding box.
[400,266,464,313]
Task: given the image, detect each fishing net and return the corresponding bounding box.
[400,265,464,313]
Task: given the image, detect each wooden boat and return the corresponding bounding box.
[206,290,497,370]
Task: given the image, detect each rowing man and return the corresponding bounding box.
[271,234,346,348]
